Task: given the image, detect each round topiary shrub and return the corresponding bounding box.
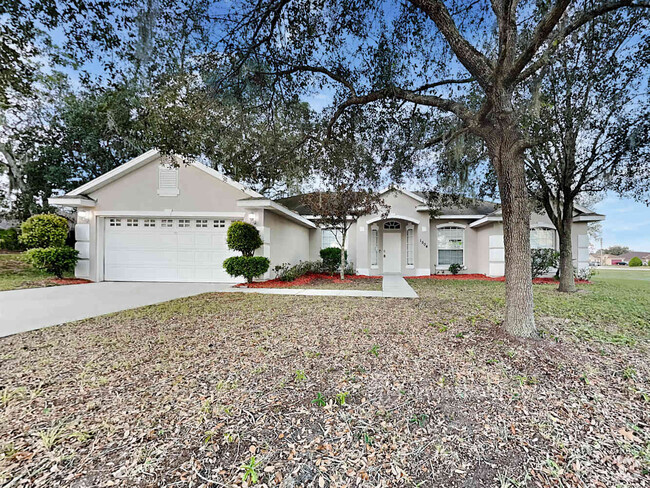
[448,262,462,275]
[26,246,79,278]
[320,247,347,275]
[19,214,69,249]
[226,221,263,256]
[224,256,270,283]
[629,256,643,267]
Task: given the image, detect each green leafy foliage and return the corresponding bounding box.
[226,221,263,257]
[0,228,24,251]
[19,214,69,249]
[531,249,560,279]
[448,263,462,275]
[629,257,643,267]
[320,247,347,275]
[273,260,322,281]
[223,256,270,283]
[26,246,78,278]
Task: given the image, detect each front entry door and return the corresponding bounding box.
[383,232,402,273]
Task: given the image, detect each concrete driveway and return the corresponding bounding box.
[0,282,233,338]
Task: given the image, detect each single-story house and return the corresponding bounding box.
[595,252,650,266]
[49,150,605,282]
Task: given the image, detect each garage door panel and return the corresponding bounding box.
[104,218,239,282]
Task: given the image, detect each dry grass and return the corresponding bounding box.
[0,275,648,487]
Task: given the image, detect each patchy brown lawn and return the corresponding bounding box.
[0,275,648,487]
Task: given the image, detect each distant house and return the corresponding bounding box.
[593,251,650,266]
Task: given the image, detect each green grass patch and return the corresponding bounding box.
[0,253,60,291]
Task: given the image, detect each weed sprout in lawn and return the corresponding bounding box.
[311,392,327,407]
[241,455,260,484]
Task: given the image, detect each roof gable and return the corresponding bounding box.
[66,149,262,199]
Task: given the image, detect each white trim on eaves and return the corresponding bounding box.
[190,161,263,199]
[237,199,317,228]
[379,186,427,204]
[68,149,160,196]
[66,149,263,200]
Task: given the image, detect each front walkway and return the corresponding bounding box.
[381,275,419,298]
[226,275,418,299]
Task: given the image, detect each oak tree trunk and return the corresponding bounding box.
[485,126,537,338]
[557,207,576,292]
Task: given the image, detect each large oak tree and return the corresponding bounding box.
[214,0,650,337]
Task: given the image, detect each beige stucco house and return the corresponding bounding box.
[50,150,605,282]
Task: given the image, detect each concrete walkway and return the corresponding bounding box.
[226,275,418,299]
[381,275,419,298]
[0,282,232,337]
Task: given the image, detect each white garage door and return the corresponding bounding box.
[104,217,239,282]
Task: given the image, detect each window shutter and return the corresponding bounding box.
[158,166,179,196]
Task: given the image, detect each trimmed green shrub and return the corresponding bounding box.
[274,260,323,281]
[19,214,69,249]
[224,256,270,283]
[320,247,347,275]
[26,246,79,278]
[226,221,263,256]
[629,256,643,267]
[531,248,560,278]
[0,227,24,251]
[448,263,462,275]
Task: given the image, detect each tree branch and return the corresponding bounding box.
[326,86,473,137]
[407,0,494,86]
[516,0,650,81]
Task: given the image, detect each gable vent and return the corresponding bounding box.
[158,165,179,196]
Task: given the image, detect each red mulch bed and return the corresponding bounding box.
[405,273,590,284]
[50,278,93,285]
[237,272,381,288]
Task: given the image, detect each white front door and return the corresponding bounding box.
[103,217,239,282]
[383,232,402,273]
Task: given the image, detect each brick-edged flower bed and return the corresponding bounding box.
[237,272,382,288]
[405,273,590,284]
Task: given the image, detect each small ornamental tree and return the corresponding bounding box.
[19,214,69,249]
[304,187,388,280]
[223,221,269,283]
[629,257,643,267]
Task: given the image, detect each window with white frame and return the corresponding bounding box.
[143,219,156,227]
[321,228,343,249]
[213,219,226,228]
[161,219,173,228]
[109,218,121,227]
[531,227,555,249]
[126,218,139,227]
[158,165,179,196]
[195,219,208,228]
[437,226,464,266]
[371,227,379,267]
[406,227,414,267]
[384,221,401,230]
[178,219,190,228]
